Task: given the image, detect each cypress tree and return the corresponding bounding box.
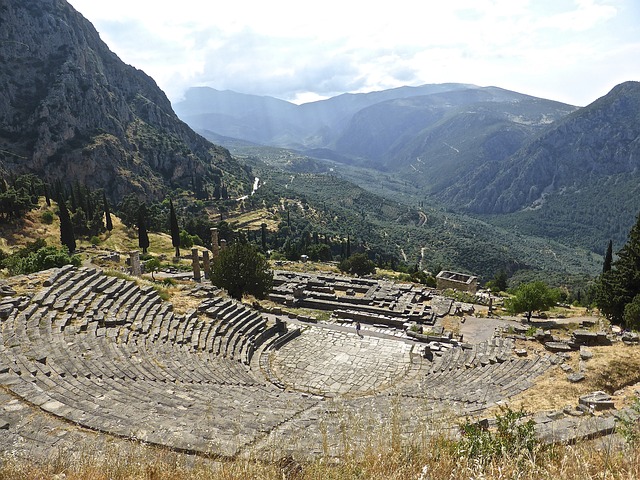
[346,234,351,258]
[103,192,113,231]
[86,188,94,219]
[58,198,76,253]
[597,213,640,326]
[169,198,180,257]
[69,188,77,212]
[603,239,613,273]
[44,183,51,207]
[138,204,149,254]
[260,223,267,251]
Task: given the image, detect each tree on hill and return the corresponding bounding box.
[103,192,113,231]
[596,212,640,327]
[145,257,161,281]
[169,198,180,257]
[0,183,35,222]
[505,281,559,321]
[603,239,613,273]
[210,242,273,300]
[339,253,376,277]
[137,204,150,254]
[58,198,76,254]
[486,269,508,293]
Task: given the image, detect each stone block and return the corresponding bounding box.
[567,373,585,383]
[545,341,573,352]
[579,347,593,360]
[579,391,615,411]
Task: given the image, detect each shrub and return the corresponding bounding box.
[457,406,538,466]
[618,396,640,446]
[4,243,81,275]
[41,210,54,224]
[90,236,101,245]
[339,253,376,276]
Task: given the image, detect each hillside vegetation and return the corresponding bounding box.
[242,158,601,286]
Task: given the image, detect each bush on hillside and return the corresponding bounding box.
[1,240,80,275]
[339,253,376,276]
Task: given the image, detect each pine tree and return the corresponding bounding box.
[103,192,113,231]
[138,204,149,254]
[603,239,613,273]
[58,199,76,253]
[210,242,273,300]
[169,198,180,257]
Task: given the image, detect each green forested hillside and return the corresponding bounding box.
[245,157,600,286]
[483,174,640,255]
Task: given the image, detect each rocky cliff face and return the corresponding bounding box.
[0,0,250,200]
[443,81,640,213]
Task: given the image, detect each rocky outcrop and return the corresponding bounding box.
[0,0,250,201]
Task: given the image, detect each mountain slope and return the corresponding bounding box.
[330,88,575,190]
[0,0,250,201]
[444,81,640,214]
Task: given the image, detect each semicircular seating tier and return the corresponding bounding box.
[0,266,554,459]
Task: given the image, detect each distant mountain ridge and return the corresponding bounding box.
[174,84,577,197]
[442,81,640,213]
[0,0,250,201]
[173,83,480,148]
[176,81,640,255]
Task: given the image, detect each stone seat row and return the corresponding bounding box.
[1,268,273,383]
[30,267,270,367]
[428,337,515,373]
[427,356,549,406]
[397,340,552,408]
[0,280,267,388]
[1,353,316,457]
[0,268,320,456]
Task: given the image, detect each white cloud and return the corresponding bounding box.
[67,0,640,106]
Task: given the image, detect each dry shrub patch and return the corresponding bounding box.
[589,345,640,394]
[496,343,640,413]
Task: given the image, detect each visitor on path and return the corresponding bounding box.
[355,321,362,337]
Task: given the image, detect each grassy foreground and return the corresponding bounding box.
[0,432,638,480]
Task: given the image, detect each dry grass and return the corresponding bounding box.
[269,260,340,274]
[494,343,640,414]
[440,315,461,336]
[225,207,279,230]
[167,284,210,314]
[0,200,60,252]
[2,431,640,480]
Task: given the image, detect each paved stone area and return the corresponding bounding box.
[270,327,413,397]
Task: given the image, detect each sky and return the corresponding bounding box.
[66,0,640,107]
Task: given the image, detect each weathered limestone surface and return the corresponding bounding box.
[0,266,579,462]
